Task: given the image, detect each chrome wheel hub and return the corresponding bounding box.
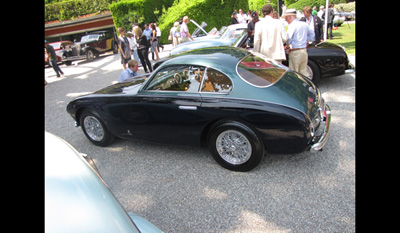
[83,116,104,141]
[216,130,252,165]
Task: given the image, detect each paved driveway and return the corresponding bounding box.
[45,45,355,232]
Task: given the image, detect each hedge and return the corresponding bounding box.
[45,0,111,22]
[157,0,248,44]
[109,0,175,34]
[287,0,353,11]
[248,0,278,13]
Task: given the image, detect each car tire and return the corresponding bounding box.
[208,121,264,172]
[80,110,114,147]
[113,42,118,54]
[307,60,321,84]
[63,61,72,66]
[86,49,95,61]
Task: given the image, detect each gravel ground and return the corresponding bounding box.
[45,45,355,232]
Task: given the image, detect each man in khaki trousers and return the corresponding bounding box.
[282,9,315,76]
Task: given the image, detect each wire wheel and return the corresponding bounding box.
[216,130,252,165]
[83,116,105,142]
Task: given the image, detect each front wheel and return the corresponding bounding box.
[80,110,114,147]
[86,49,95,61]
[208,121,264,172]
[306,60,321,84]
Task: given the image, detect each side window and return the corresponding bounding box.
[146,66,205,92]
[201,68,233,93]
[105,32,112,39]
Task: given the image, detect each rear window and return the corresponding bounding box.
[237,54,286,87]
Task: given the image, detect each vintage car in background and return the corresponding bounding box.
[61,30,119,65]
[45,131,162,233]
[45,40,74,67]
[66,47,331,172]
[167,21,354,84]
[171,23,247,56]
[190,19,226,40]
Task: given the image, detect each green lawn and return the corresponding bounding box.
[327,23,355,55]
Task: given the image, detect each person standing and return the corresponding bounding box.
[118,60,139,82]
[143,23,152,41]
[126,31,141,66]
[180,16,193,43]
[254,4,287,63]
[237,9,248,24]
[170,21,180,48]
[155,23,164,52]
[133,26,153,73]
[282,9,314,76]
[312,6,318,16]
[300,6,323,43]
[117,27,131,70]
[247,11,259,48]
[45,40,64,78]
[150,23,160,61]
[322,4,334,39]
[231,12,239,24]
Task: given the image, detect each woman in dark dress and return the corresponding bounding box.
[133,26,153,73]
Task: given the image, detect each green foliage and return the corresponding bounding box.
[249,0,278,13]
[287,0,326,10]
[45,0,110,22]
[109,0,145,32]
[287,0,352,10]
[157,0,248,44]
[109,0,175,33]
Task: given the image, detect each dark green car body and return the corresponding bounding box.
[67,46,331,171]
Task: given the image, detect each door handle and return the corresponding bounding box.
[179,106,197,110]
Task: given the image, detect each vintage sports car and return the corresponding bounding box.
[168,22,354,84]
[61,30,119,65]
[67,47,331,172]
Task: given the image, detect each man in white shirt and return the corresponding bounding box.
[282,9,315,76]
[253,4,287,63]
[237,9,248,24]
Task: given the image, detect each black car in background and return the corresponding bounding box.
[61,29,119,65]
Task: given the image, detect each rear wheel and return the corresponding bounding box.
[80,110,114,147]
[208,121,264,172]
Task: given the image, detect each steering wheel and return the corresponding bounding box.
[173,73,182,84]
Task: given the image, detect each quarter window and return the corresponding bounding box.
[201,68,233,93]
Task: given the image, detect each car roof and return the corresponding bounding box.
[164,46,251,76]
[45,132,139,233]
[227,23,247,30]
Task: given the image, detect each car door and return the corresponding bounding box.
[96,33,107,53]
[129,65,206,146]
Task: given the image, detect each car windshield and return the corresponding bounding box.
[220,27,246,40]
[49,42,62,49]
[81,34,99,42]
[236,53,287,87]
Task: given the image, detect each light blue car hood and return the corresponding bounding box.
[170,39,232,55]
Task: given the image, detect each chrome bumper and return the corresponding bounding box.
[310,104,331,152]
[345,60,355,74]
